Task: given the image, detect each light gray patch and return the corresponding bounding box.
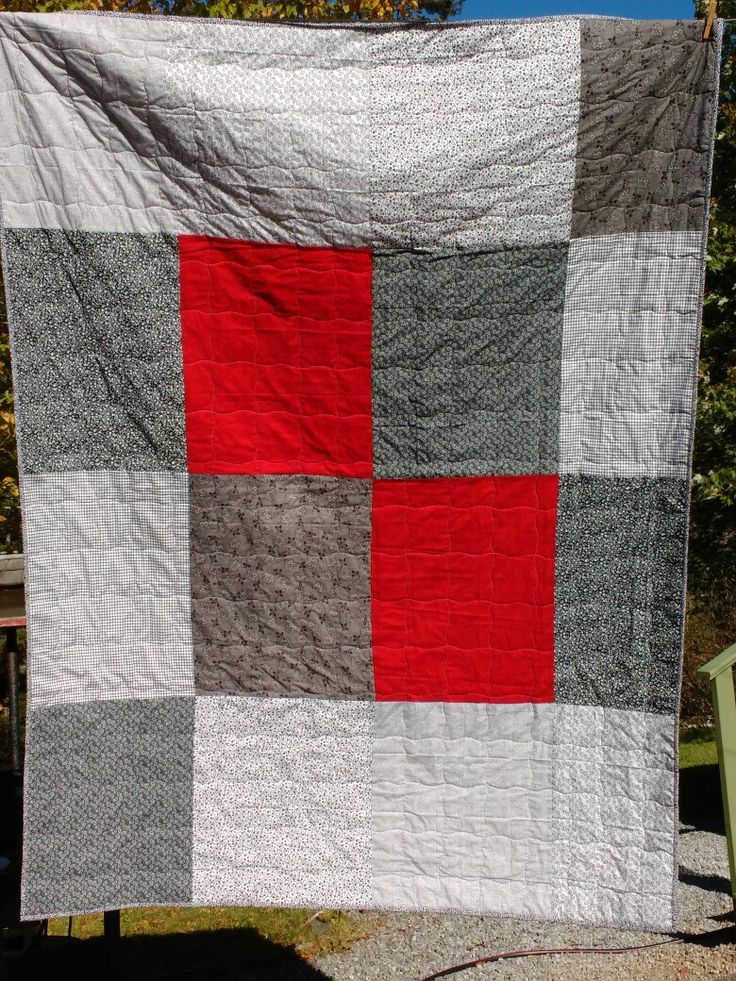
[554,475,689,714]
[371,702,556,918]
[559,231,702,480]
[3,228,186,473]
[21,697,194,919]
[371,701,677,930]
[552,705,677,931]
[190,474,374,700]
[156,46,371,248]
[22,472,194,709]
[572,19,721,237]
[0,14,579,250]
[372,244,567,479]
[366,20,579,250]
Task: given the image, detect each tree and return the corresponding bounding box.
[0,298,19,554]
[678,3,736,723]
[690,2,736,600]
[0,0,462,21]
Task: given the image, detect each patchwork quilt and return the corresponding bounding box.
[0,12,722,931]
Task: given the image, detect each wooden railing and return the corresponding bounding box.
[698,641,736,911]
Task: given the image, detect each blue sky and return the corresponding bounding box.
[457,1,695,20]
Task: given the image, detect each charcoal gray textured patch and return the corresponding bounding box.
[3,229,186,473]
[555,476,689,714]
[372,244,568,479]
[190,475,373,699]
[572,19,721,237]
[21,698,194,919]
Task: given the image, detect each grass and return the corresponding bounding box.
[680,726,719,769]
[47,906,370,957]
[41,907,380,979]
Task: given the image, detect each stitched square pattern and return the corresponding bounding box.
[373,245,567,479]
[555,476,689,714]
[22,472,194,708]
[552,705,676,929]
[372,702,556,918]
[371,476,557,702]
[22,698,194,919]
[190,475,373,699]
[560,232,702,478]
[367,21,580,250]
[179,236,373,477]
[3,229,186,473]
[372,702,677,930]
[193,696,373,908]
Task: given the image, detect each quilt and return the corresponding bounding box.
[0,12,722,932]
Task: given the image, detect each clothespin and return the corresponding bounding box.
[703,0,717,40]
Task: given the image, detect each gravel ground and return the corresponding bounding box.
[309,821,736,981]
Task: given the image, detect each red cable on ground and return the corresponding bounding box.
[419,937,684,980]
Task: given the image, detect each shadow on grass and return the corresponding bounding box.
[6,929,332,981]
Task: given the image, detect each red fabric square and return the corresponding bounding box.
[179,236,373,476]
[371,475,558,702]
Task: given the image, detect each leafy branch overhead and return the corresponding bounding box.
[0,0,462,21]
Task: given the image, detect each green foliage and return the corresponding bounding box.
[679,727,717,769]
[0,0,460,21]
[0,278,21,555]
[678,4,736,724]
[690,5,736,604]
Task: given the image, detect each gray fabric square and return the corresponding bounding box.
[190,475,373,699]
[371,702,677,930]
[560,232,702,479]
[366,21,579,251]
[552,705,677,931]
[22,472,194,709]
[555,476,689,714]
[21,697,194,919]
[572,19,722,237]
[372,702,556,918]
[372,244,567,479]
[3,228,186,473]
